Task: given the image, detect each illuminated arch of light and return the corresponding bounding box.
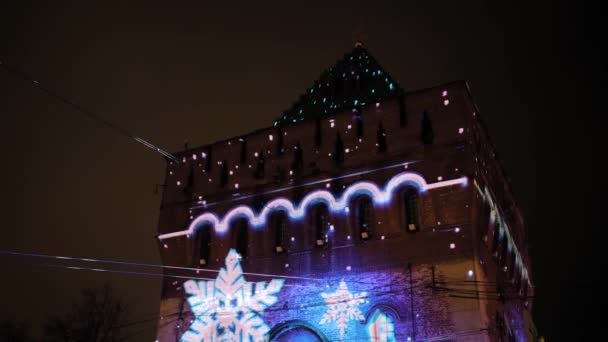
[158,172,467,240]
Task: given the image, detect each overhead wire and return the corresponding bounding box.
[0,58,179,162]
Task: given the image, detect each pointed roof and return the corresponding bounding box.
[274,45,403,127]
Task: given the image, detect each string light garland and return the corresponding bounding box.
[160,172,467,239]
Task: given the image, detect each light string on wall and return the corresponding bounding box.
[473,179,532,287]
[159,172,468,240]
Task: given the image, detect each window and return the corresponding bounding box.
[254,151,265,179]
[313,204,328,247]
[377,122,387,152]
[232,218,249,258]
[402,188,419,232]
[355,196,373,240]
[198,225,211,267]
[220,160,229,187]
[271,212,288,253]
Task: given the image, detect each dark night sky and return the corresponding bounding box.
[1,2,604,340]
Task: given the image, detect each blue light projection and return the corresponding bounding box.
[159,172,467,239]
[366,310,396,342]
[181,249,284,342]
[319,281,367,340]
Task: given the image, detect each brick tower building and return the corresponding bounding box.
[155,45,537,341]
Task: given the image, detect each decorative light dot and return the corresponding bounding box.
[450,243,456,249]
[328,153,332,157]
[198,196,203,200]
[268,134,273,141]
[285,263,289,268]
[254,152,259,157]
[234,183,239,189]
[235,165,239,169]
[176,181,181,186]
[217,161,222,165]
[455,227,460,233]
[330,122,335,128]
[444,99,450,106]
[376,102,380,108]
[208,178,212,182]
[467,270,474,277]
[192,154,197,160]
[325,183,331,188]
[201,152,206,158]
[347,235,351,240]
[289,170,293,175]
[229,170,234,175]
[344,206,350,213]
[248,164,252,168]
[459,128,464,134]
[182,157,186,163]
[347,124,352,129]
[330,225,335,231]
[163,244,168,249]
[169,171,173,175]
[346,266,351,271]
[345,148,350,153]
[437,176,443,181]
[291,237,295,242]
[381,235,385,240]
[442,90,448,97]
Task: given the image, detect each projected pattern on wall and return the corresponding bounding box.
[182,249,284,342]
[320,280,367,339]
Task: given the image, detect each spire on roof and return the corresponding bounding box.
[274,46,403,127]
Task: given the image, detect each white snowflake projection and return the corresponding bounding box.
[181,249,284,342]
[319,280,367,340]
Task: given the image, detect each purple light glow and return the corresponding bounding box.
[158,172,468,239]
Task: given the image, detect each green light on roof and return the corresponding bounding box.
[293,119,297,123]
[274,121,278,127]
[310,88,314,94]
[371,89,375,94]
[389,83,394,90]
[323,98,326,103]
[354,99,358,105]
[378,70,382,75]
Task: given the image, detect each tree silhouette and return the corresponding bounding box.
[43,284,128,342]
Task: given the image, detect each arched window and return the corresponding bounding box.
[220,160,229,187]
[312,204,328,247]
[355,196,374,240]
[401,188,419,232]
[377,122,387,152]
[271,211,288,254]
[366,309,396,341]
[254,151,265,179]
[270,321,327,342]
[231,218,249,259]
[198,225,212,267]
